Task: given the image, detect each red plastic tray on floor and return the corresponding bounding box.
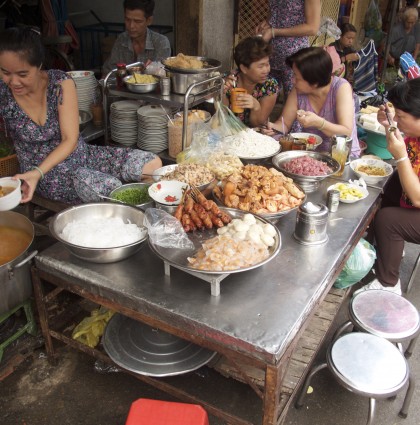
[125,398,209,425]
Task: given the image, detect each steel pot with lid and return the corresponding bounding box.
[162,56,221,94]
[0,211,37,315]
[294,202,329,245]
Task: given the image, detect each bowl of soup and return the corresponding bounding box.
[0,177,21,211]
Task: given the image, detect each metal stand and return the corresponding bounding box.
[102,66,223,147]
[163,261,229,296]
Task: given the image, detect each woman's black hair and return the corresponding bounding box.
[387,79,420,118]
[340,23,357,35]
[286,47,332,87]
[234,36,272,68]
[0,27,44,67]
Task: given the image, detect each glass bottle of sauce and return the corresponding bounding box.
[116,63,127,89]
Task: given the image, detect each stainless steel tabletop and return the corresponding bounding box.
[35,174,383,365]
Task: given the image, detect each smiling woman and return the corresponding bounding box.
[0,26,162,204]
[222,36,280,128]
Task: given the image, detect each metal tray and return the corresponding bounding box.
[103,313,216,377]
[149,207,281,275]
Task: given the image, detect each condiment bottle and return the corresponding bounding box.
[116,63,127,89]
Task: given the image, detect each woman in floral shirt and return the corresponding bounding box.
[222,37,279,128]
[357,79,420,296]
[0,27,161,204]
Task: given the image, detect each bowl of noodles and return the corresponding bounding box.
[49,203,148,263]
[350,158,393,184]
[123,74,159,93]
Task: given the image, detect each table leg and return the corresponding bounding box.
[31,267,58,365]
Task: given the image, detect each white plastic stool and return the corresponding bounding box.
[333,289,420,358]
[295,332,414,424]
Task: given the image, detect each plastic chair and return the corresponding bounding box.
[295,332,414,424]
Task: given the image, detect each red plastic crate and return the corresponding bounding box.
[125,399,209,425]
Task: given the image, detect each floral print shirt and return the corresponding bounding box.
[226,72,279,126]
[402,136,420,208]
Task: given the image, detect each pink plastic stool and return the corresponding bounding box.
[125,398,209,425]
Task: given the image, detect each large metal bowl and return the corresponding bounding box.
[123,75,159,93]
[162,56,222,95]
[49,203,148,263]
[109,182,154,211]
[272,151,340,193]
[238,146,282,165]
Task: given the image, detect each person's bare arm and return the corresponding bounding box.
[268,87,299,134]
[248,92,278,127]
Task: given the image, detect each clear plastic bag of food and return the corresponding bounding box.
[143,208,194,249]
[209,100,247,138]
[176,120,223,164]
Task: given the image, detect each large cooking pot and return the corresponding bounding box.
[162,56,221,95]
[0,211,37,315]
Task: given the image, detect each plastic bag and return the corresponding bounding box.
[334,238,376,289]
[72,306,115,348]
[143,208,194,249]
[399,52,420,80]
[209,100,247,138]
[364,0,383,45]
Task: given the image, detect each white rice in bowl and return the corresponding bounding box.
[60,217,147,248]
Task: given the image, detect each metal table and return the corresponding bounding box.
[31,173,383,425]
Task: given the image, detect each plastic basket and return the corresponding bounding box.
[0,154,19,177]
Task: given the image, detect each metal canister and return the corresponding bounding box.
[160,77,171,96]
[327,189,340,212]
[294,202,329,245]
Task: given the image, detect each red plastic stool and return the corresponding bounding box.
[125,398,209,425]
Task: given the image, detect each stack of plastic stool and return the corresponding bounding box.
[295,332,414,425]
[125,398,209,425]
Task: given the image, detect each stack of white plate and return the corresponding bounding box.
[110,100,143,147]
[67,70,98,112]
[137,105,171,154]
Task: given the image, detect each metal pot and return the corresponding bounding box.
[163,56,221,94]
[294,202,329,245]
[0,212,37,315]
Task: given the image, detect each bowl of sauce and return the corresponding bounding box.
[0,177,21,211]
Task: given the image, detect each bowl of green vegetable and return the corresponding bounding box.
[109,182,154,211]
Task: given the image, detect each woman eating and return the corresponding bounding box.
[0,27,162,204]
[263,47,360,156]
[222,36,279,128]
[357,79,420,295]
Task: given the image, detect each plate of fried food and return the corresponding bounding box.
[212,164,306,223]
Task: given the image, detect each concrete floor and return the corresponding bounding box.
[0,242,419,425]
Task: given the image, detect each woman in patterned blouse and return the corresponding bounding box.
[358,79,420,296]
[222,36,279,128]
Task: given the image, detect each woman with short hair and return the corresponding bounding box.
[263,47,360,156]
[222,36,279,128]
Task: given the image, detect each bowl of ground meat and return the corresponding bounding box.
[272,151,340,193]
